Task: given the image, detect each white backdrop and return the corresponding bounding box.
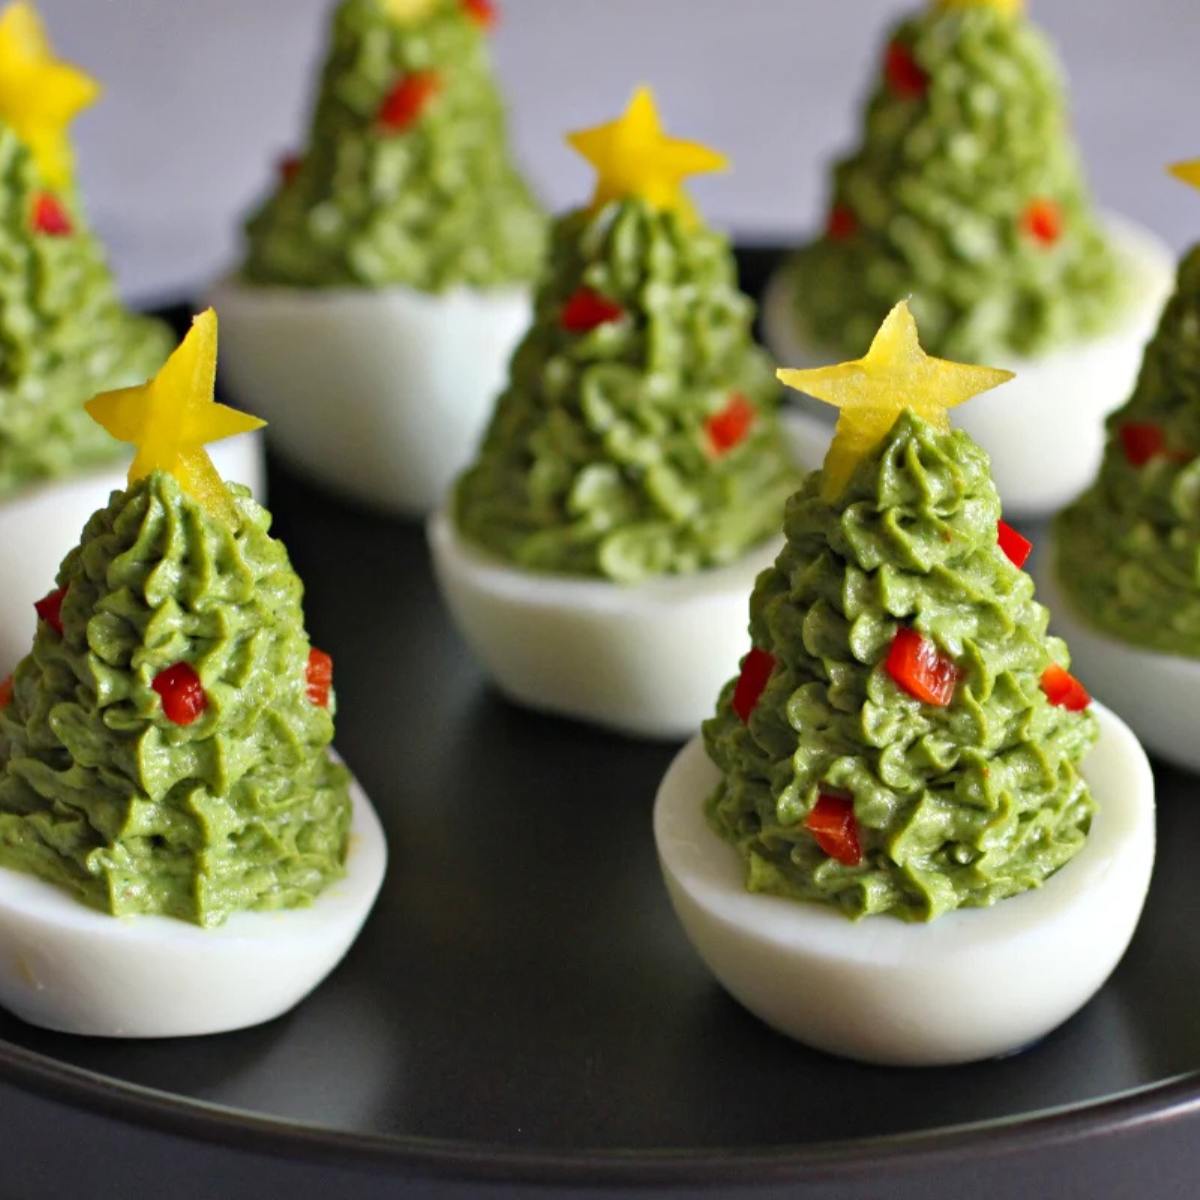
[35,0,1200,304]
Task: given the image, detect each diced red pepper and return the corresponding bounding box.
[378,70,441,132]
[1040,664,1090,712]
[886,626,959,706]
[1022,198,1063,246]
[307,647,333,708]
[826,203,857,241]
[732,646,775,723]
[885,41,928,98]
[278,154,303,185]
[0,676,12,711]
[462,0,496,27]
[806,791,862,866]
[152,662,207,726]
[706,393,755,455]
[1119,422,1165,467]
[34,587,66,636]
[560,286,624,333]
[32,192,71,236]
[997,520,1032,569]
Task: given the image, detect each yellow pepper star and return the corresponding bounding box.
[566,85,728,225]
[85,309,266,523]
[778,301,1013,500]
[0,2,99,190]
[934,0,1024,15]
[1169,160,1200,191]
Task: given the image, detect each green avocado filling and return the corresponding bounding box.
[1056,245,1200,655]
[787,3,1125,362]
[0,471,351,927]
[242,0,545,291]
[454,197,801,584]
[704,411,1096,921]
[0,126,173,496]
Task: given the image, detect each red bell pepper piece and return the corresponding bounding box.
[997,520,1032,569]
[1040,664,1090,712]
[0,676,12,711]
[885,41,928,98]
[462,0,496,27]
[560,286,624,333]
[307,647,334,708]
[278,154,303,185]
[732,646,775,723]
[32,192,71,236]
[1119,422,1165,467]
[706,393,755,455]
[826,204,857,241]
[806,791,862,866]
[152,663,207,726]
[378,70,441,132]
[1022,198,1063,246]
[886,626,958,706]
[34,587,66,636]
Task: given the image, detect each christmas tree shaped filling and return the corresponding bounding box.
[0,312,350,927]
[1056,164,1200,655]
[455,88,800,584]
[705,303,1096,921]
[0,2,173,493]
[788,0,1124,361]
[243,0,544,291]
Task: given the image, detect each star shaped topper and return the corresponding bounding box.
[778,301,1013,500]
[565,86,728,225]
[381,0,439,23]
[935,0,1024,15]
[86,309,266,523]
[0,2,99,190]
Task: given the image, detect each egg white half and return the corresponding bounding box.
[654,702,1155,1066]
[0,433,264,677]
[209,275,531,515]
[762,215,1174,520]
[0,759,386,1038]
[1036,535,1200,773]
[427,506,782,740]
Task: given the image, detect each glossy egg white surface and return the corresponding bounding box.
[0,764,386,1038]
[0,433,264,677]
[654,702,1154,1066]
[210,275,531,515]
[427,506,781,741]
[1036,534,1200,773]
[762,215,1174,519]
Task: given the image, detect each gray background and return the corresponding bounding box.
[33,0,1200,304]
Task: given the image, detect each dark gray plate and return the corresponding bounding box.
[2,267,1200,1200]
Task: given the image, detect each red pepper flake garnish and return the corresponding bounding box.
[34,587,66,636]
[1119,422,1165,467]
[1022,198,1062,246]
[278,154,303,185]
[378,70,441,132]
[886,626,959,707]
[806,791,862,867]
[307,647,333,708]
[826,203,857,241]
[560,286,624,333]
[885,41,928,98]
[462,0,496,28]
[152,662,207,726]
[706,393,755,455]
[0,676,12,711]
[732,646,775,723]
[32,192,71,236]
[1040,663,1090,712]
[997,520,1032,569]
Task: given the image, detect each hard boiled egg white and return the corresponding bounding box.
[209,276,530,515]
[654,702,1154,1066]
[1036,533,1200,773]
[0,762,386,1038]
[762,215,1174,519]
[0,433,264,676]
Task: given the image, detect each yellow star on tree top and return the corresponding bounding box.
[0,2,99,190]
[935,0,1024,15]
[85,309,265,523]
[1169,160,1200,191]
[565,86,727,225]
[381,0,438,23]
[778,301,1013,500]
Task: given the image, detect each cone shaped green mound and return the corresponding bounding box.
[0,125,172,494]
[704,411,1096,921]
[0,471,350,926]
[1056,246,1200,654]
[788,2,1123,361]
[242,0,544,291]
[454,197,800,583]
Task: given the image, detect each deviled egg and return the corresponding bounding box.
[214,0,544,515]
[762,0,1173,518]
[430,89,801,739]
